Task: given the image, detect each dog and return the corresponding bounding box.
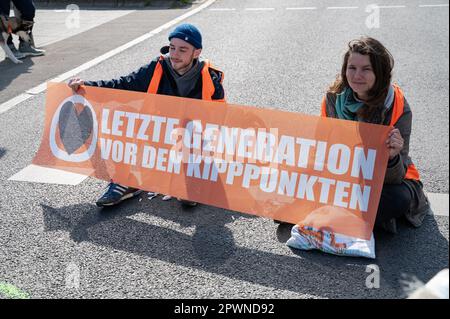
[0,14,34,64]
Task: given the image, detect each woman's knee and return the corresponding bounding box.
[377,184,412,220]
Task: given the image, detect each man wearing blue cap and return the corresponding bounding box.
[68,23,225,207]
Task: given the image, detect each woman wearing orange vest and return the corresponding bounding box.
[321,37,430,233]
[68,23,225,207]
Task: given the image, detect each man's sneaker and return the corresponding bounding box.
[6,44,26,60]
[18,41,45,57]
[177,198,198,207]
[96,183,143,207]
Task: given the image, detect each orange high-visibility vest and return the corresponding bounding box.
[320,85,420,180]
[390,85,420,180]
[147,56,225,102]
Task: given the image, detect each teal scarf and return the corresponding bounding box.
[335,86,395,121]
[335,87,364,121]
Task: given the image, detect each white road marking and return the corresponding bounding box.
[286,7,317,10]
[209,8,236,11]
[419,4,449,7]
[327,6,359,10]
[376,5,407,9]
[8,164,89,185]
[0,0,218,115]
[245,8,275,11]
[0,94,31,114]
[427,193,449,217]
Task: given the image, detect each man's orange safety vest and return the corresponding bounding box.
[146,56,225,102]
[321,84,420,181]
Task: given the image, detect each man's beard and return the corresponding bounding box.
[171,52,195,74]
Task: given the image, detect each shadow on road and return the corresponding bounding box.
[0,147,6,160]
[41,199,448,298]
[0,58,34,95]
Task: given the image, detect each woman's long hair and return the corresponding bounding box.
[328,37,395,121]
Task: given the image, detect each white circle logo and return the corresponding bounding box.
[49,95,98,162]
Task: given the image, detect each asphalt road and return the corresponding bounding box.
[0,0,448,299]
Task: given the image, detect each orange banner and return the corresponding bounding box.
[34,82,391,240]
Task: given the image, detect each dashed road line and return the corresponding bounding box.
[244,8,276,11]
[327,6,359,10]
[419,3,449,7]
[286,7,317,11]
[376,5,407,9]
[209,8,236,11]
[210,4,450,11]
